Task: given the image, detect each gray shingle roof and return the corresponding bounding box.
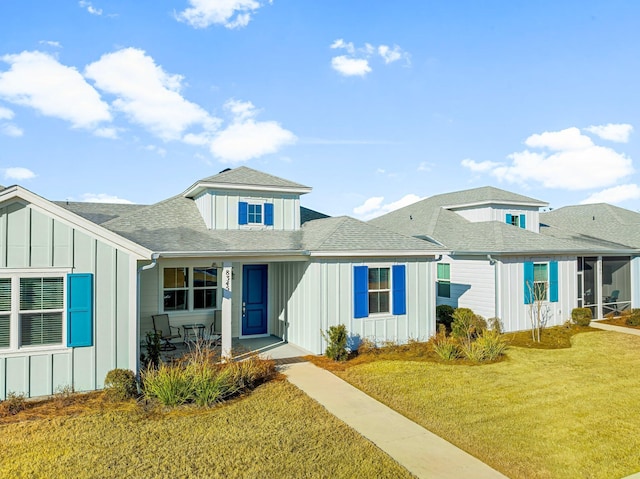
[427,186,548,208]
[198,166,310,190]
[98,194,440,255]
[541,204,640,249]
[370,193,621,254]
[54,201,148,224]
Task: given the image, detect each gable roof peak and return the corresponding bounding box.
[183,166,312,197]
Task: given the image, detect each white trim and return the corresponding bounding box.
[128,257,138,374]
[182,181,312,198]
[0,186,151,259]
[444,200,548,209]
[310,250,446,258]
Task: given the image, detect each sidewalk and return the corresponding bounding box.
[281,361,507,479]
[590,320,640,336]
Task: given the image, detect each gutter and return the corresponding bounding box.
[136,253,159,381]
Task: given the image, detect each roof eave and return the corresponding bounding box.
[182,181,312,198]
[444,200,548,209]
[308,250,449,258]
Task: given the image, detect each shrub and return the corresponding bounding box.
[473,329,508,361]
[487,317,503,334]
[322,324,349,361]
[104,369,138,401]
[571,308,592,327]
[357,337,377,355]
[142,363,194,407]
[140,332,162,370]
[626,308,640,326]
[431,325,459,361]
[0,392,26,416]
[436,305,455,330]
[53,385,75,408]
[451,308,487,348]
[460,342,486,362]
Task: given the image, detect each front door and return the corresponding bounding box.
[242,264,268,336]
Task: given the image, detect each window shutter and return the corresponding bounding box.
[264,203,274,226]
[505,213,512,225]
[524,262,534,304]
[67,273,93,347]
[520,215,526,229]
[549,261,559,302]
[392,265,406,315]
[238,202,248,225]
[353,266,369,318]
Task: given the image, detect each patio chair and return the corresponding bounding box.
[152,314,181,351]
[206,310,222,347]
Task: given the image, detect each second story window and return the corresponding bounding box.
[248,204,263,224]
[239,201,274,227]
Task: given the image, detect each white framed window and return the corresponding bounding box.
[247,203,263,224]
[510,215,520,226]
[0,273,66,351]
[162,267,218,313]
[437,263,451,298]
[533,263,548,301]
[368,267,390,315]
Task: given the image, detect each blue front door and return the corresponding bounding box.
[242,264,268,336]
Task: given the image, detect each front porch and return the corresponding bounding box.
[158,335,313,364]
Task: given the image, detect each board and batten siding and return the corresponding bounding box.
[194,190,301,231]
[0,201,136,399]
[496,255,576,332]
[436,255,496,319]
[270,259,435,355]
[453,206,540,233]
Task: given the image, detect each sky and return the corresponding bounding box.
[1,1,639,220]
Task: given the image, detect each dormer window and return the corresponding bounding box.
[239,201,274,227]
[506,213,526,229]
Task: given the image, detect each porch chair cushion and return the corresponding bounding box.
[152,314,181,351]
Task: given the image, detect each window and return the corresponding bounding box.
[533,263,548,301]
[506,213,526,229]
[20,277,64,347]
[354,265,406,318]
[511,215,519,226]
[368,267,390,314]
[239,202,274,226]
[193,267,217,309]
[0,278,10,348]
[247,204,262,224]
[163,268,188,311]
[437,263,451,298]
[163,267,218,312]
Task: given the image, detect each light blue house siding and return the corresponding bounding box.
[0,200,140,399]
[270,259,435,354]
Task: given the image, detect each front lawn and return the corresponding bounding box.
[335,331,640,479]
[0,379,412,479]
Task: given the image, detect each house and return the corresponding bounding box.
[370,187,639,331]
[0,167,445,399]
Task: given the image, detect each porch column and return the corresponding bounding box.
[596,256,603,319]
[221,262,233,360]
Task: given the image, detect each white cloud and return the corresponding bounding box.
[465,127,634,191]
[176,0,269,29]
[1,124,23,137]
[79,1,102,15]
[330,39,409,77]
[461,158,502,173]
[79,193,133,204]
[93,127,118,139]
[39,40,62,48]
[4,167,35,181]
[0,106,14,120]
[585,123,633,143]
[85,48,219,141]
[144,144,167,157]
[209,99,296,162]
[580,184,640,205]
[417,162,432,172]
[524,127,593,151]
[331,56,371,77]
[354,194,423,220]
[0,51,112,129]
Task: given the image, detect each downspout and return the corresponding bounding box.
[487,255,499,322]
[136,253,159,380]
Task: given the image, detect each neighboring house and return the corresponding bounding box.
[0,167,445,399]
[370,187,638,332]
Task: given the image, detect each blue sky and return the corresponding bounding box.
[1,1,639,219]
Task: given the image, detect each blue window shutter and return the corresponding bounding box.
[524,262,534,305]
[354,266,369,318]
[264,203,274,226]
[67,273,93,347]
[506,213,512,225]
[238,202,248,225]
[520,215,526,229]
[392,265,406,315]
[549,261,559,302]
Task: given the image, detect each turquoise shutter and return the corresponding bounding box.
[392,265,406,315]
[238,202,248,225]
[354,266,369,318]
[520,215,526,229]
[549,261,559,302]
[506,213,512,225]
[67,273,93,347]
[524,262,534,304]
[264,203,274,226]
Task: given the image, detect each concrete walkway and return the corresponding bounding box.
[281,361,507,479]
[591,320,640,336]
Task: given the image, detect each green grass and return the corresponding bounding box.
[0,380,412,479]
[335,331,640,479]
